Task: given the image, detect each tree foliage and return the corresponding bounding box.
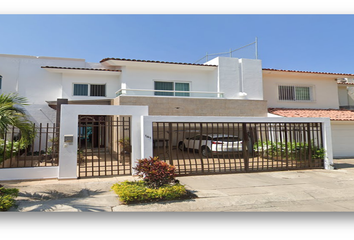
[0,93,35,145]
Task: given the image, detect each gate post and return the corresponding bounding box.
[58,105,149,179]
[242,123,249,172]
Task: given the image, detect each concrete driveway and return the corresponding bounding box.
[3,158,354,212]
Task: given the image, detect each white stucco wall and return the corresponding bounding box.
[338,85,354,107]
[119,64,217,94]
[0,54,123,125]
[59,105,149,179]
[263,71,340,109]
[206,57,263,100]
[61,72,121,100]
[331,121,354,158]
[0,54,82,124]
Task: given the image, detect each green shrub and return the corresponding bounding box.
[133,156,176,189]
[111,180,188,204]
[0,184,19,211]
[0,139,26,163]
[253,140,325,160]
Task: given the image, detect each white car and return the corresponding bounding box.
[178,134,243,157]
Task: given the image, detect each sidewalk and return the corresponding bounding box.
[4,158,354,212]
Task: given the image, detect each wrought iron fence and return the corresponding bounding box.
[0,123,59,168]
[152,122,324,175]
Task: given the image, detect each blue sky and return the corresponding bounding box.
[1,14,354,74]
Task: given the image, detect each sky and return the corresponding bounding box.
[1,13,354,74]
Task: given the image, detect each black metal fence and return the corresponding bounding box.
[0,123,59,168]
[152,122,324,175]
[77,116,131,178]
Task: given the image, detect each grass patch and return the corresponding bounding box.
[0,184,19,211]
[111,180,197,205]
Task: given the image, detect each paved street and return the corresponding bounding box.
[3,158,354,212]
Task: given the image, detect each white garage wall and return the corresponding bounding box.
[331,121,354,158]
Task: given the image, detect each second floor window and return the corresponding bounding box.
[154,81,190,96]
[278,85,311,101]
[0,75,2,90]
[73,84,106,97]
[90,84,106,97]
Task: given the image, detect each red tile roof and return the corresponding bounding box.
[100,58,217,67]
[41,66,122,72]
[263,68,354,77]
[268,108,354,121]
[338,82,354,85]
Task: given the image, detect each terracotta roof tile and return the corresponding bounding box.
[268,108,354,121]
[41,66,122,72]
[263,68,354,77]
[338,82,354,85]
[100,58,217,67]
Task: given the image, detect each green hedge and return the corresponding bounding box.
[0,185,19,211]
[111,180,190,204]
[253,140,325,160]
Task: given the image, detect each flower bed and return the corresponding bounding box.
[111,180,195,204]
[111,156,197,204]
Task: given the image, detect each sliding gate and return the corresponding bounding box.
[78,115,131,178]
[153,122,324,176]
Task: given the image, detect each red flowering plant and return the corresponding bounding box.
[133,156,176,189]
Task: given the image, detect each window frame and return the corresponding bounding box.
[73,83,107,97]
[278,84,313,102]
[153,80,191,96]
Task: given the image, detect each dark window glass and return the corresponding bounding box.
[90,84,106,96]
[74,84,88,96]
[154,82,174,96]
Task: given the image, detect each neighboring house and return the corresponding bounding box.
[263,68,354,158]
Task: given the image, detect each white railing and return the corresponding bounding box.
[115,89,224,98]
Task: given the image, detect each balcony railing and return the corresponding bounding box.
[115,89,224,98]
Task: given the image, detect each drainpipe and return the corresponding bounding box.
[238,59,248,99]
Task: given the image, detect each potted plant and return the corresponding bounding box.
[119,137,131,154]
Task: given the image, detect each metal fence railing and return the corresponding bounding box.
[152,121,324,176]
[194,38,258,64]
[77,116,131,178]
[0,123,59,168]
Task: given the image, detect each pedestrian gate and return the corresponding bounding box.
[77,115,131,178]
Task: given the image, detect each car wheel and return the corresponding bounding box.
[178,141,186,151]
[201,146,211,157]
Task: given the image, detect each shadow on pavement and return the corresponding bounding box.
[13,188,107,212]
[334,163,354,169]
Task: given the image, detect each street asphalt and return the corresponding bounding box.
[3,158,354,212]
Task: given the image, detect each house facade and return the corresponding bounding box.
[263,68,354,158]
[0,53,350,159]
[0,53,336,180]
[0,54,267,125]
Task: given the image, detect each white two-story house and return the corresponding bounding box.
[2,53,351,159]
[263,68,354,158]
[0,54,267,125]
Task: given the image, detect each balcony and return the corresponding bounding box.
[115,89,224,98]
